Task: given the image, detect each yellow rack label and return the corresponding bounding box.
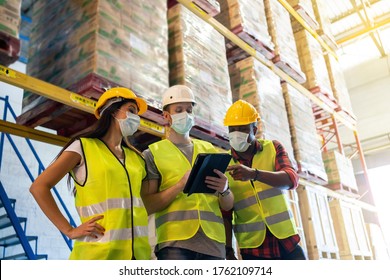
[140,119,164,133]
[0,66,16,78]
[70,93,96,108]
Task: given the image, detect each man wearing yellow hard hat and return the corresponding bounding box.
[141,85,234,260]
[223,99,306,260]
[30,87,151,260]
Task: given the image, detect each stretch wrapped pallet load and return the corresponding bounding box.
[264,0,306,84]
[329,199,373,260]
[229,56,296,169]
[168,3,232,133]
[311,0,338,51]
[294,29,337,109]
[324,53,356,123]
[18,0,169,137]
[297,184,340,260]
[282,82,328,185]
[286,0,319,32]
[322,150,359,197]
[0,0,21,66]
[216,0,274,64]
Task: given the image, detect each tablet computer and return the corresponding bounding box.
[183,153,232,196]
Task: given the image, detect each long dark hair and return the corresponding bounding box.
[56,99,140,193]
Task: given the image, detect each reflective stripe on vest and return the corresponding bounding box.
[228,139,298,249]
[70,138,151,260]
[77,197,145,218]
[78,226,149,243]
[149,139,225,244]
[155,210,223,228]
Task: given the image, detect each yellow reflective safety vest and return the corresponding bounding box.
[227,139,298,249]
[149,139,225,244]
[69,138,151,260]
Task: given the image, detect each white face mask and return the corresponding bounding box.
[229,131,251,152]
[116,111,140,137]
[170,111,194,135]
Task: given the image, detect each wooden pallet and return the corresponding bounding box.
[334,106,357,126]
[327,183,360,198]
[297,168,328,186]
[227,24,275,60]
[297,184,340,260]
[291,4,319,32]
[329,199,373,260]
[273,54,306,84]
[310,86,339,110]
[0,31,20,66]
[168,0,220,16]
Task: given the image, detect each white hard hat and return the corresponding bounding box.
[162,85,197,109]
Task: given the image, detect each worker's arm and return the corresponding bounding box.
[141,171,190,215]
[30,151,104,239]
[205,169,234,211]
[226,164,292,190]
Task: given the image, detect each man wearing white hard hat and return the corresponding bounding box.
[141,85,234,260]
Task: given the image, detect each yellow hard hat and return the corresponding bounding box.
[94,87,148,119]
[162,85,196,109]
[223,100,260,126]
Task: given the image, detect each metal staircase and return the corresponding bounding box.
[0,96,75,259]
[0,182,47,260]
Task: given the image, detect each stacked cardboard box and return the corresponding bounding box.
[282,82,328,185]
[18,0,169,136]
[311,0,338,51]
[168,3,232,131]
[264,0,306,84]
[324,53,356,121]
[216,0,274,63]
[297,184,340,259]
[0,0,21,65]
[286,0,319,32]
[322,150,359,195]
[229,56,296,167]
[294,29,335,106]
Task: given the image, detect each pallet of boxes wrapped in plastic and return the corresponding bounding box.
[0,0,21,66]
[17,0,170,137]
[286,190,308,258]
[282,81,328,185]
[228,56,296,165]
[297,184,340,259]
[329,198,373,260]
[311,0,338,51]
[324,53,357,125]
[216,0,274,64]
[365,223,390,260]
[322,150,360,197]
[286,0,319,32]
[264,0,306,84]
[167,3,232,142]
[294,28,338,110]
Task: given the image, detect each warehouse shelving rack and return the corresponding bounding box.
[0,0,376,213]
[0,0,381,259]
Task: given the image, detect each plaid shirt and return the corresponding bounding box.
[223,140,300,259]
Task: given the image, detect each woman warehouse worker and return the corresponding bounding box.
[30,87,151,260]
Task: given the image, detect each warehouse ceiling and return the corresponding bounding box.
[326,0,390,69]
